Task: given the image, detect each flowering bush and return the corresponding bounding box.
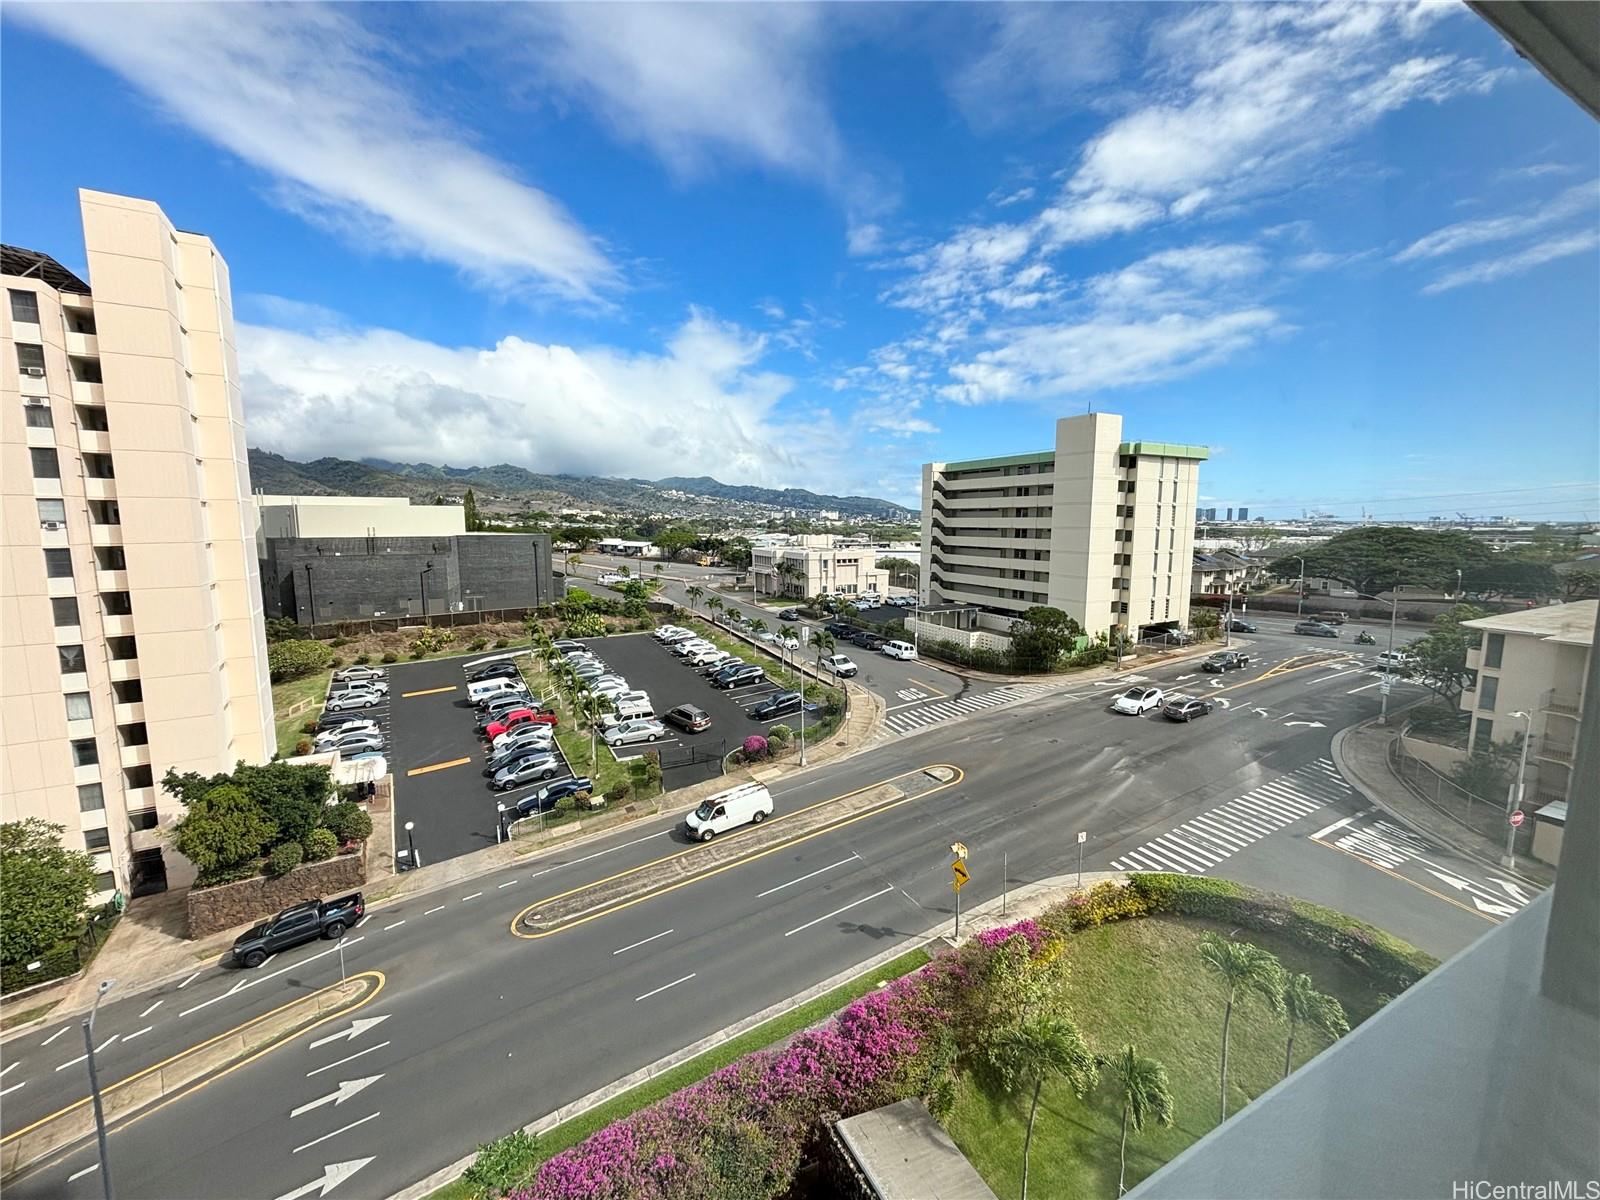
[742,735,769,760]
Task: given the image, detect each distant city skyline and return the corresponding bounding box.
[3,3,1596,518]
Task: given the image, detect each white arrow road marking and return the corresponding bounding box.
[307,1042,390,1077]
[183,939,368,1016]
[1425,867,1473,892]
[291,1075,384,1117]
[1209,679,1225,688]
[1250,707,1272,718]
[67,1164,98,1182]
[291,1113,381,1156]
[1283,720,1326,728]
[1176,674,1196,681]
[272,1156,376,1198]
[1213,697,1232,709]
[1471,896,1519,917]
[309,1015,390,1050]
[1491,878,1533,903]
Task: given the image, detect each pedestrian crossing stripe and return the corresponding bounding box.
[883,683,1058,736]
[1109,758,1354,874]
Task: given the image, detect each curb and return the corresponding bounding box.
[386,869,1123,1200]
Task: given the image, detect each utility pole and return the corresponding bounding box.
[1505,710,1532,869]
[1378,585,1400,726]
[1296,556,1306,617]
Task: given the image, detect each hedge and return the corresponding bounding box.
[1124,874,1438,994]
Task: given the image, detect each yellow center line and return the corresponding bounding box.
[401,684,458,698]
[510,765,965,939]
[1307,837,1497,924]
[407,756,472,777]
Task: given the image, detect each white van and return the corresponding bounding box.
[612,691,654,720]
[468,677,526,705]
[685,782,774,841]
[881,640,917,660]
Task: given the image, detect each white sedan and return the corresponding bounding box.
[602,718,668,746]
[1111,686,1165,715]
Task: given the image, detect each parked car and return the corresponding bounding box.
[512,776,593,817]
[334,666,387,683]
[229,893,364,967]
[476,695,539,730]
[551,639,586,651]
[1111,686,1165,715]
[315,719,379,744]
[777,608,802,621]
[684,782,773,841]
[658,628,697,645]
[750,691,820,722]
[492,754,563,791]
[484,737,555,776]
[1376,651,1411,672]
[1295,620,1340,638]
[711,664,766,690]
[466,661,521,683]
[1314,611,1348,626]
[327,730,385,754]
[881,640,917,660]
[819,654,859,678]
[775,634,801,650]
[602,718,668,746]
[850,630,887,650]
[1227,619,1258,633]
[330,677,389,696]
[317,711,378,733]
[695,652,736,674]
[672,639,716,657]
[1202,650,1251,673]
[490,722,556,755]
[824,621,856,638]
[1162,696,1216,722]
[486,709,559,741]
[324,689,383,713]
[468,677,526,705]
[652,625,688,642]
[664,704,712,733]
[684,647,726,667]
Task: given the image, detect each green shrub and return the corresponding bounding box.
[264,616,302,643]
[468,636,489,651]
[302,828,338,862]
[462,1129,539,1200]
[354,653,372,665]
[554,795,578,816]
[324,802,373,844]
[409,649,425,660]
[301,720,318,735]
[267,639,334,683]
[607,782,632,803]
[767,723,794,746]
[1039,880,1154,933]
[381,651,399,664]
[329,636,351,648]
[493,638,511,649]
[265,842,304,877]
[293,738,313,757]
[564,614,607,639]
[329,657,345,669]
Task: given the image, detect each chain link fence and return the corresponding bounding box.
[1389,734,1533,857]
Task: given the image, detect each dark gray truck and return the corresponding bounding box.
[229,893,364,967]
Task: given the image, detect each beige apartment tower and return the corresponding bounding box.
[921,413,1207,638]
[2,190,273,899]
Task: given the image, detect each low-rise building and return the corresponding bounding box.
[752,542,888,599]
[1460,600,1593,810]
[1191,550,1255,595]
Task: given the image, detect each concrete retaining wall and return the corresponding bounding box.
[185,848,366,939]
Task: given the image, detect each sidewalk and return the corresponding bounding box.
[1332,717,1554,888]
[1,677,886,1035]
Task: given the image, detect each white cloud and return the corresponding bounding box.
[947,4,1126,131]
[939,309,1281,404]
[1493,162,1580,184]
[993,186,1037,209]
[505,4,841,184]
[847,223,886,257]
[1084,244,1266,312]
[14,3,616,300]
[237,310,831,487]
[1421,229,1600,294]
[883,222,1035,313]
[1395,181,1598,261]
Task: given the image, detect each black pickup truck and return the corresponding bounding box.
[229,893,364,967]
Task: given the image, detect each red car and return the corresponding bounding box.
[485,709,559,740]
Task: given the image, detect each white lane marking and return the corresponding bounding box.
[94,1035,119,1054]
[461,893,483,902]
[756,854,860,898]
[124,1026,152,1042]
[634,973,697,1002]
[784,884,896,937]
[40,1027,70,1047]
[383,920,406,931]
[177,972,200,989]
[0,1062,16,1079]
[0,1082,25,1098]
[55,1054,88,1072]
[354,915,371,928]
[524,829,671,883]
[497,880,518,889]
[613,929,675,956]
[290,1074,384,1117]
[68,1164,98,1182]
[424,906,446,916]
[307,1042,390,1077]
[1347,680,1382,694]
[1310,809,1373,840]
[291,1111,381,1154]
[179,939,367,1016]
[308,1015,390,1049]
[139,1000,164,1019]
[260,954,278,969]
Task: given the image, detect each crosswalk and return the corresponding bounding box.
[1109,757,1355,874]
[883,682,1059,737]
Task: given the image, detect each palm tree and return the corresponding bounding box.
[565,552,582,575]
[707,596,725,624]
[992,1015,1097,1200]
[618,563,631,578]
[811,629,836,671]
[581,690,614,775]
[685,585,704,612]
[1280,972,1348,1080]
[1098,1044,1175,1196]
[1198,933,1284,1121]
[749,618,767,637]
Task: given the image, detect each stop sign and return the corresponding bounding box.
[1509,810,1526,828]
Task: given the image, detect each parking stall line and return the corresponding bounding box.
[406,757,473,778]
[401,684,458,698]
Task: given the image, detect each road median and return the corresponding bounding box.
[513,765,961,937]
[0,970,384,1182]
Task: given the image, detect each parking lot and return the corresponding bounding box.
[384,653,578,866]
[559,631,821,792]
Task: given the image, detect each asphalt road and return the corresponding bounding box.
[4,623,1529,1200]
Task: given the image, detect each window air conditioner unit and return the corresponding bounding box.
[24,395,47,406]
[24,367,46,377]
[42,521,64,531]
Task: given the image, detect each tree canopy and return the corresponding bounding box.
[1010,606,1084,670]
[1267,528,1493,598]
[652,527,699,559]
[267,638,334,682]
[1402,604,1488,707]
[172,783,280,881]
[0,819,98,966]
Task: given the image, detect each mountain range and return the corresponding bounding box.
[246,450,914,519]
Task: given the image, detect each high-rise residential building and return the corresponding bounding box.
[1226,507,1234,521]
[1205,506,1218,521]
[921,413,1207,638]
[1238,507,1249,521]
[2,190,274,899]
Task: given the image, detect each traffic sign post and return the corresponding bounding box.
[1077,830,1087,888]
[951,856,970,941]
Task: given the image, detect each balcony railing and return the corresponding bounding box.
[1540,688,1582,718]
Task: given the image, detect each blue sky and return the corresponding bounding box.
[3,2,1597,518]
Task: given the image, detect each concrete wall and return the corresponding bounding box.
[256,496,465,541]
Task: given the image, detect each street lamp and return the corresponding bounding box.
[303,563,316,630]
[403,820,418,870]
[1352,588,1403,725]
[419,562,434,621]
[1504,710,1533,869]
[84,978,117,1200]
[1295,556,1307,617]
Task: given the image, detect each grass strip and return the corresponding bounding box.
[427,945,932,1200]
